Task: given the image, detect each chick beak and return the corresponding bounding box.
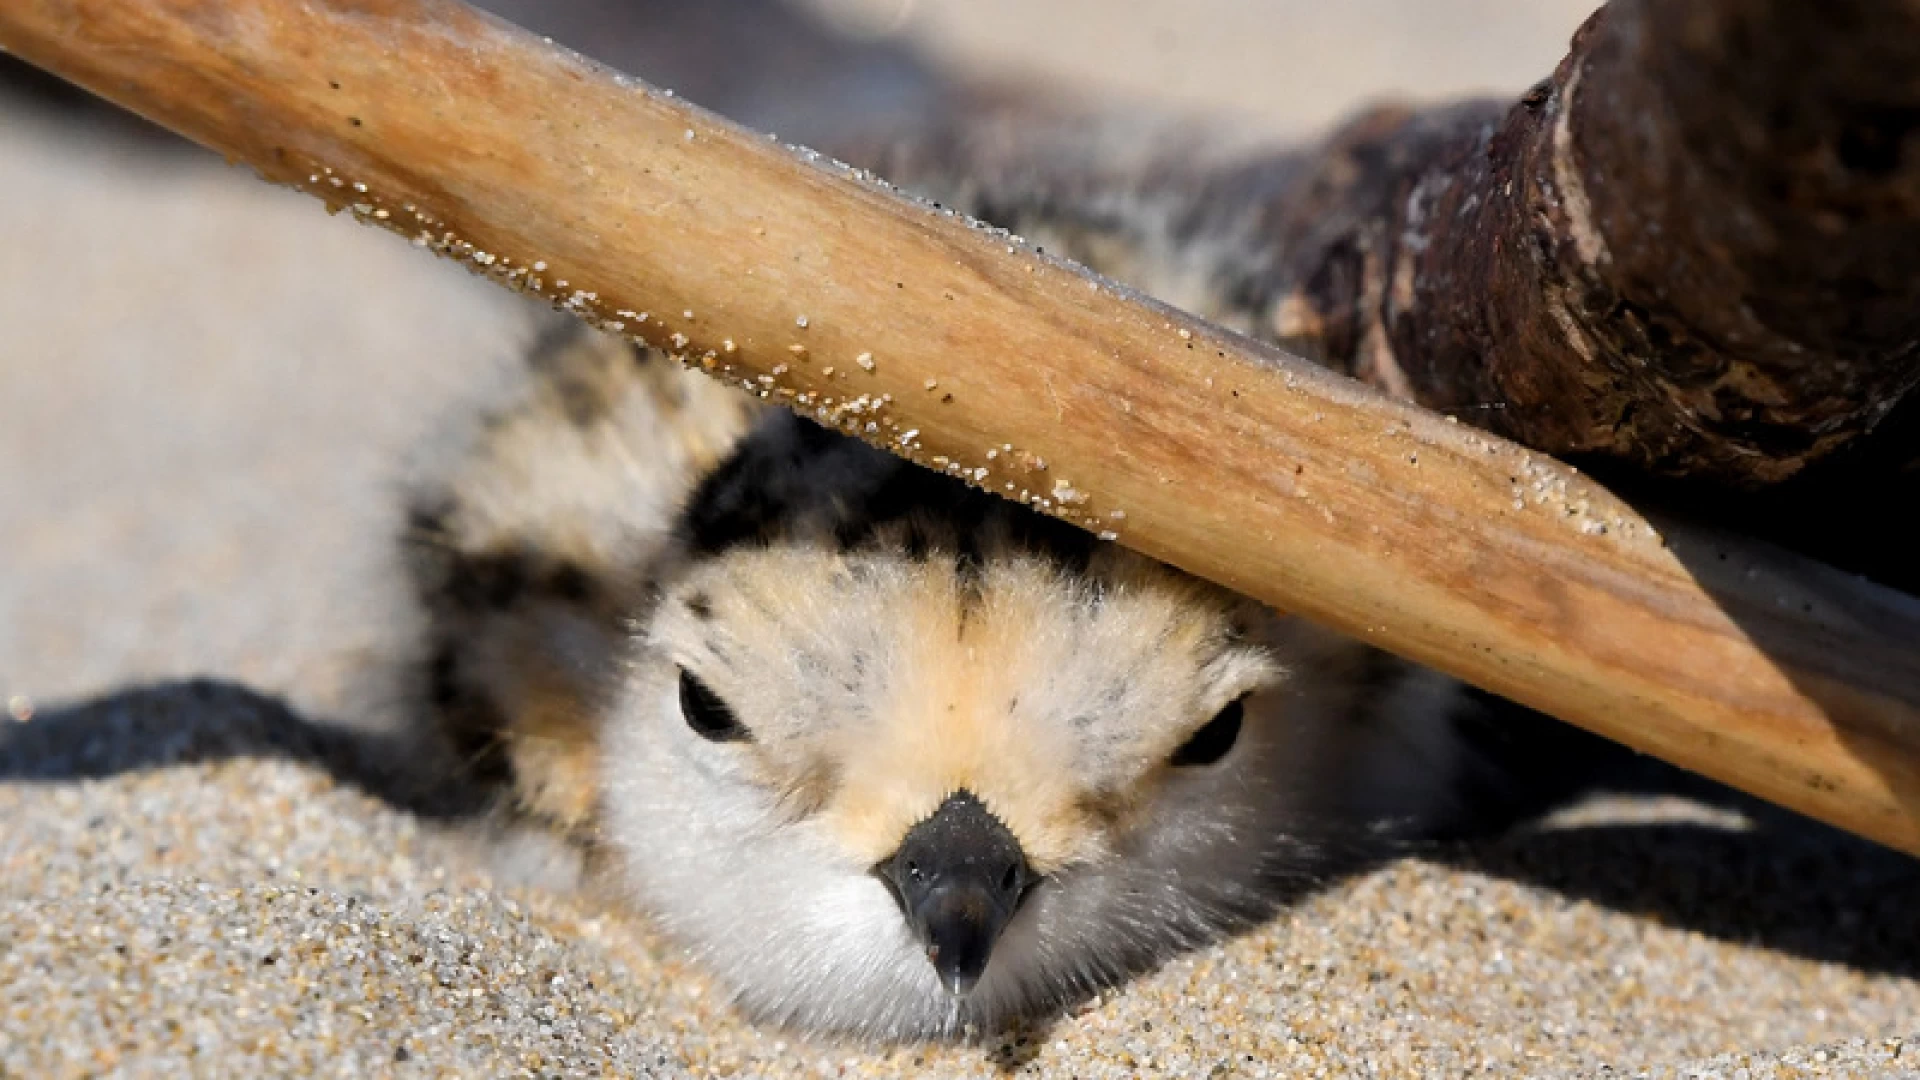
[876,790,1034,998]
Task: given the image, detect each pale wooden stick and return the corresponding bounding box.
[4,0,1918,853]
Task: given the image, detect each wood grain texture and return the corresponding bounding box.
[4,0,1919,853]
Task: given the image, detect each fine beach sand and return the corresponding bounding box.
[4,2,1918,1075]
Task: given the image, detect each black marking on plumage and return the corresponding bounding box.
[554,372,612,428]
[426,646,460,707]
[679,412,1103,584]
[445,550,532,611]
[404,498,453,543]
[423,640,514,787]
[901,519,932,560]
[404,523,534,795]
[546,562,595,603]
[523,312,592,376]
[522,320,613,428]
[679,413,894,554]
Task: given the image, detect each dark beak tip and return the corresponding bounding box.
[879,790,1036,996]
[927,938,987,998]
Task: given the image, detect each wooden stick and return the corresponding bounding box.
[5,0,1919,854]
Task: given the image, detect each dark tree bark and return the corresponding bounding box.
[841,0,1920,491]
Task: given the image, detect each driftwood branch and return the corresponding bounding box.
[845,0,1920,491]
[4,0,1920,853]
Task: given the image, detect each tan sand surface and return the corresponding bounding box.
[4,3,1916,1075]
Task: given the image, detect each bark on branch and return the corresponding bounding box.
[3,0,1920,854]
[847,0,1920,490]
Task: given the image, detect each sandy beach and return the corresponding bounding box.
[4,2,1917,1075]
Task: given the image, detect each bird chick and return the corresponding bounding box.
[402,318,1569,1040]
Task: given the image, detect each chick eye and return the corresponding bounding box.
[1169,697,1244,766]
[679,668,749,742]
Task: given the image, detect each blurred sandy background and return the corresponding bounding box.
[794,0,1589,134]
[6,2,1920,1077]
